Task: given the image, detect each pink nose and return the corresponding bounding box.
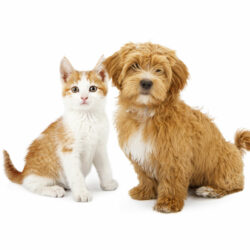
[81,97,88,101]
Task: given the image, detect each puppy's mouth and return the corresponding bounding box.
[137,90,163,105]
[140,89,151,95]
[136,92,152,105]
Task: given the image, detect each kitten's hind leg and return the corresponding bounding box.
[23,174,65,198]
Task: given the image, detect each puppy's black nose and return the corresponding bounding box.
[140,79,153,90]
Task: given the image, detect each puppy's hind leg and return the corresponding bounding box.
[23,174,65,198]
[196,143,244,199]
[195,186,242,198]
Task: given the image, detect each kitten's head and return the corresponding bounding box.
[60,56,108,111]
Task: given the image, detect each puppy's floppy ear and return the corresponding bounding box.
[103,52,122,90]
[169,55,189,95]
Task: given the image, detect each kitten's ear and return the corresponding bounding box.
[60,57,74,82]
[94,55,107,82]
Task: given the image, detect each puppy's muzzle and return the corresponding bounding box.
[140,79,153,94]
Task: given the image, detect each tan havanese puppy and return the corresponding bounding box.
[104,42,250,213]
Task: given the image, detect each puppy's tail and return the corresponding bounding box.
[3,150,24,184]
[235,130,250,154]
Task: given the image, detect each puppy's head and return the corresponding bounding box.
[104,43,189,107]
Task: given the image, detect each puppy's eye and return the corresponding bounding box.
[155,69,163,73]
[130,63,140,71]
[71,86,79,93]
[89,86,97,92]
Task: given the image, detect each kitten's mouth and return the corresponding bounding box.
[80,101,88,105]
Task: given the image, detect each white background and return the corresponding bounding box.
[0,0,250,249]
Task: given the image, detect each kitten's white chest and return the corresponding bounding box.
[76,120,99,147]
[64,111,104,151]
[123,126,153,167]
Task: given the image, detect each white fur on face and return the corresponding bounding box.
[63,73,105,111]
[136,95,151,104]
[140,71,153,79]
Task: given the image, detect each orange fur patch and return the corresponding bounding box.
[62,71,83,96]
[62,70,107,97]
[3,118,74,184]
[86,70,108,96]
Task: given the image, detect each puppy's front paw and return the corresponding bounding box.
[101,179,118,191]
[154,198,184,213]
[129,185,157,200]
[73,189,92,202]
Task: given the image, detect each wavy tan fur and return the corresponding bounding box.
[104,42,250,213]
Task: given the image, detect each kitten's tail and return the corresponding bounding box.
[3,150,24,184]
[235,130,250,154]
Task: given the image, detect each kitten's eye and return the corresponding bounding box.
[89,86,97,92]
[130,63,140,71]
[71,86,79,93]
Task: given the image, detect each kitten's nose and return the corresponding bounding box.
[140,79,153,90]
[81,97,88,101]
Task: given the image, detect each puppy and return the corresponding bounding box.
[104,42,250,213]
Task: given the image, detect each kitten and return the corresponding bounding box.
[3,56,118,201]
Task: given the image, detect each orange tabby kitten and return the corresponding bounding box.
[3,56,118,201]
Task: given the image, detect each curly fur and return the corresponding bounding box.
[104,42,250,213]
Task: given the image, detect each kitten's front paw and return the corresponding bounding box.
[101,179,118,191]
[73,189,92,202]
